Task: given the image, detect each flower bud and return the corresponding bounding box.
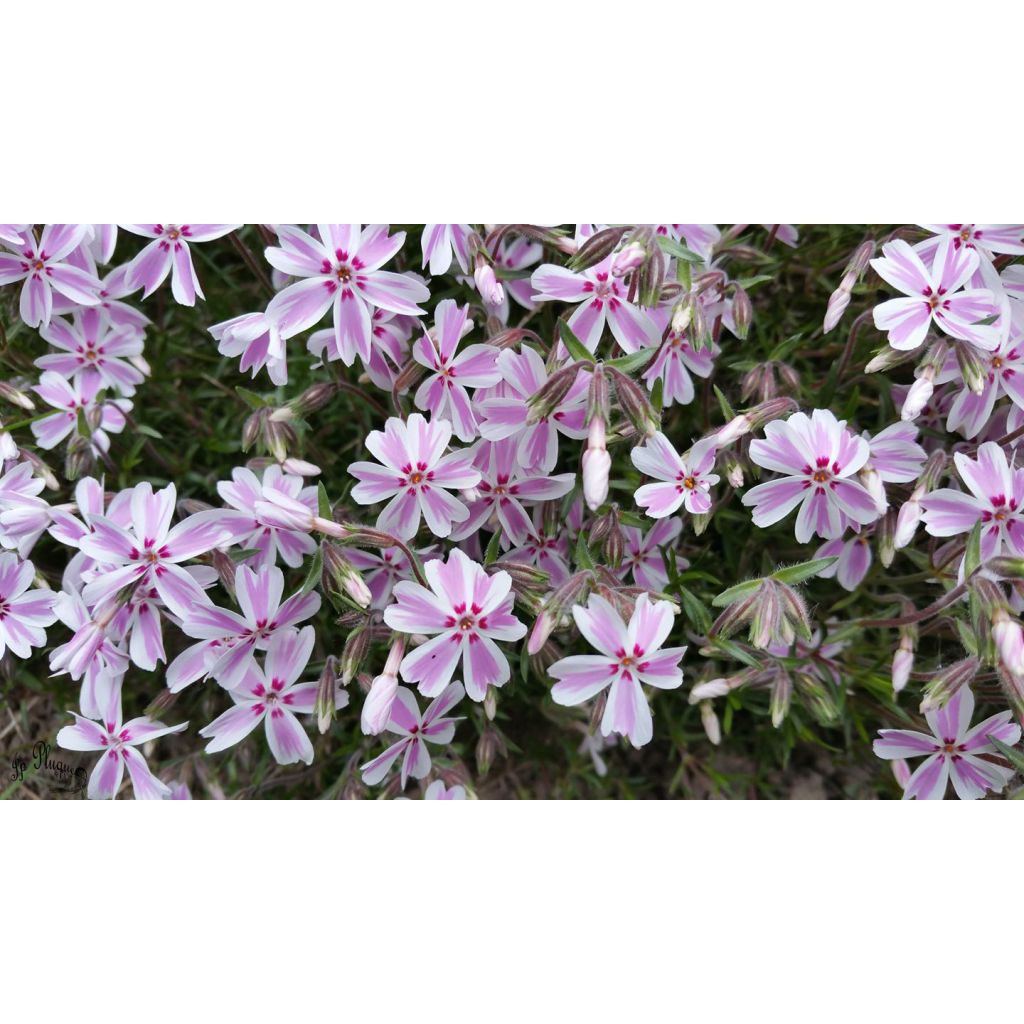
[322,542,372,608]
[484,688,498,722]
[892,638,914,694]
[894,497,922,549]
[582,416,610,511]
[731,286,752,340]
[919,657,980,713]
[316,656,340,734]
[474,259,504,306]
[700,701,721,745]
[609,367,659,438]
[612,241,645,277]
[566,227,627,271]
[859,463,888,514]
[360,639,405,735]
[528,608,556,655]
[877,509,896,568]
[340,624,370,686]
[823,285,852,334]
[0,380,35,410]
[992,609,1024,676]
[526,363,579,423]
[689,678,731,702]
[282,457,321,477]
[476,728,501,776]
[770,671,793,728]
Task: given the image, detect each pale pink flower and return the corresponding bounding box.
[424,779,466,799]
[873,686,1021,800]
[174,564,321,691]
[360,682,464,788]
[743,409,877,542]
[0,462,50,556]
[421,223,471,275]
[209,311,287,386]
[619,517,685,591]
[346,545,434,609]
[642,307,719,407]
[0,224,101,327]
[211,465,318,568]
[121,223,241,305]
[412,299,501,441]
[0,224,29,247]
[505,509,572,587]
[265,224,429,365]
[814,533,873,591]
[77,481,230,618]
[0,553,57,659]
[631,433,719,518]
[549,593,686,748]
[310,307,413,389]
[56,688,187,800]
[30,370,130,455]
[478,345,589,473]
[199,627,348,765]
[531,255,660,354]
[485,234,542,321]
[37,308,146,394]
[348,413,480,541]
[921,442,1024,560]
[870,237,1000,351]
[919,224,1024,261]
[53,260,151,336]
[450,439,574,545]
[383,548,527,701]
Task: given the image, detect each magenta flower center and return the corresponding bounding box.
[0,596,9,620]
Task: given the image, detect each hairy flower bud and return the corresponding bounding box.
[322,542,372,608]
[360,638,405,735]
[770,671,793,728]
[566,226,628,272]
[731,286,752,340]
[877,509,896,567]
[316,656,340,735]
[954,342,988,395]
[526,363,578,423]
[612,241,646,277]
[340,624,371,686]
[992,609,1024,676]
[919,657,980,714]
[609,367,659,438]
[859,463,888,514]
[0,380,35,410]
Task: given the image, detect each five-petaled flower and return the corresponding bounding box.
[873,686,1021,799]
[631,433,719,518]
[743,408,878,542]
[548,593,686,748]
[348,413,480,540]
[0,553,58,660]
[383,548,527,701]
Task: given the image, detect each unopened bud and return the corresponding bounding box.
[360,639,405,735]
[770,671,793,728]
[892,636,914,694]
[609,367,659,438]
[689,678,731,702]
[0,380,35,410]
[700,701,721,745]
[474,259,504,306]
[340,624,371,686]
[476,728,501,776]
[322,542,372,608]
[859,463,888,514]
[894,498,922,549]
[877,509,896,567]
[582,416,610,511]
[612,241,645,277]
[484,688,497,722]
[992,609,1024,676]
[316,656,340,734]
[919,657,980,713]
[955,342,988,395]
[731,287,752,340]
[823,285,852,334]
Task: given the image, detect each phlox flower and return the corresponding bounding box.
[477,345,589,473]
[346,545,434,609]
[309,307,413,389]
[383,548,527,701]
[121,223,241,305]
[531,254,660,354]
[412,299,502,441]
[642,307,719,408]
[0,553,57,659]
[451,439,575,545]
[56,688,187,800]
[38,308,146,394]
[631,433,719,518]
[873,686,1021,800]
[479,234,542,321]
[360,682,464,788]
[870,237,1000,351]
[654,224,721,262]
[199,626,348,766]
[348,413,480,541]
[30,370,130,456]
[209,311,287,386]
[814,532,873,591]
[918,224,1024,262]
[0,224,29,246]
[920,441,1024,560]
[265,224,429,365]
[212,465,318,568]
[506,508,572,587]
[548,593,686,748]
[865,422,927,485]
[421,223,471,275]
[173,564,321,691]
[0,462,50,556]
[425,779,466,799]
[77,481,230,618]
[743,409,878,542]
[0,224,101,328]
[54,260,151,337]
[85,223,118,264]
[619,517,685,592]
[47,477,133,587]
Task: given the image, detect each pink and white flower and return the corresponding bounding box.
[209,311,287,386]
[424,779,466,799]
[478,345,589,473]
[642,308,719,408]
[631,434,719,518]
[77,481,230,618]
[56,689,187,800]
[920,441,1024,560]
[411,299,501,441]
[383,548,527,701]
[531,255,661,354]
[348,413,480,541]
[0,224,101,328]
[548,593,686,748]
[870,237,1000,351]
[199,627,348,765]
[121,224,241,305]
[619,517,685,592]
[451,439,574,545]
[30,370,130,455]
[421,224,471,275]
[743,409,878,542]
[0,553,57,659]
[37,308,146,394]
[265,224,429,365]
[814,533,873,591]
[175,564,321,691]
[873,686,1021,799]
[360,682,464,788]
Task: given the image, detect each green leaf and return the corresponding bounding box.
[712,578,763,608]
[605,347,659,374]
[713,385,735,423]
[771,557,838,586]
[990,737,1024,775]
[559,318,596,365]
[300,545,323,596]
[484,530,502,566]
[736,274,774,291]
[655,235,704,263]
[703,637,762,669]
[317,482,332,519]
[964,520,983,577]
[134,423,164,440]
[236,386,269,409]
[677,585,711,633]
[575,532,595,570]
